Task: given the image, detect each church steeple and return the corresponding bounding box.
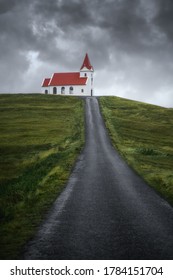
[80,53,94,96]
[80,53,93,71]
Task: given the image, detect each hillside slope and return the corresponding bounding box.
[0,94,84,259]
[100,96,173,206]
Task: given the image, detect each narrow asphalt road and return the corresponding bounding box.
[23,97,173,260]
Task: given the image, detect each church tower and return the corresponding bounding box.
[80,53,94,96]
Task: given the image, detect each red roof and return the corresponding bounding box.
[42,78,50,87]
[80,53,93,71]
[48,72,87,86]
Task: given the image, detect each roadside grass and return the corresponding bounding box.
[0,94,84,259]
[99,96,173,206]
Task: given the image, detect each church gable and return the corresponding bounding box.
[42,78,50,87]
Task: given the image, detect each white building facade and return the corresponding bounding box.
[42,53,94,96]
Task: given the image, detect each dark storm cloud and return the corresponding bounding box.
[154,0,173,41]
[0,0,173,106]
[34,0,93,27]
[0,0,17,14]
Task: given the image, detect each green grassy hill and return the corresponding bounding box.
[1,94,173,259]
[0,94,84,259]
[100,96,173,206]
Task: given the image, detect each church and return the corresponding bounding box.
[42,53,94,96]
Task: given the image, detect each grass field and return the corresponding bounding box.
[0,94,84,259]
[100,96,173,206]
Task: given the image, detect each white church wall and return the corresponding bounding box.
[48,85,91,96]
[42,87,49,94]
[80,69,94,96]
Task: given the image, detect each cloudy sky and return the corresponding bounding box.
[0,0,173,107]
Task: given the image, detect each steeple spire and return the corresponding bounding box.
[80,53,93,71]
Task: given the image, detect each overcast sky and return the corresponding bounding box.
[0,0,173,107]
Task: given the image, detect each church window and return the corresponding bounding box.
[69,86,73,94]
[45,89,48,94]
[61,87,65,94]
[53,87,57,94]
[85,73,87,77]
[81,89,84,93]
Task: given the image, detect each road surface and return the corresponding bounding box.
[23,97,173,259]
